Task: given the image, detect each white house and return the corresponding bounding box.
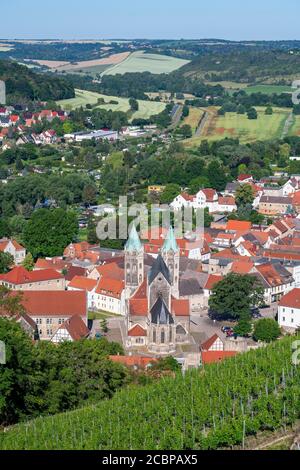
[94,278,125,315]
[278,288,300,331]
[67,276,97,310]
[194,189,219,212]
[0,238,26,264]
[170,192,194,211]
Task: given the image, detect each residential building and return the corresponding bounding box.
[0,266,65,291]
[278,288,300,331]
[0,238,26,264]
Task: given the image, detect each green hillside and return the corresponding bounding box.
[0,60,75,102]
[1,335,299,450]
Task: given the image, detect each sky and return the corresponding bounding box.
[1,0,300,41]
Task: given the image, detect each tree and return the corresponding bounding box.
[23,208,78,258]
[151,356,181,372]
[204,207,213,227]
[234,317,252,337]
[207,160,227,191]
[0,252,14,274]
[87,218,99,245]
[0,286,25,318]
[160,183,181,204]
[237,104,246,114]
[189,176,210,195]
[82,184,97,206]
[0,218,11,239]
[235,184,255,207]
[129,98,139,112]
[179,124,192,139]
[0,317,36,425]
[100,318,109,334]
[265,106,273,115]
[22,253,35,271]
[209,273,264,321]
[247,107,258,120]
[253,318,281,343]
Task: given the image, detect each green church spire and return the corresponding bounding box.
[162,226,179,253]
[125,224,142,251]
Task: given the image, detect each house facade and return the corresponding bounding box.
[0,238,26,264]
[278,288,300,331]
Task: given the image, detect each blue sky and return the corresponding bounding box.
[1,0,300,40]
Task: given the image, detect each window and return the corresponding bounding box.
[46,318,52,325]
[161,330,165,344]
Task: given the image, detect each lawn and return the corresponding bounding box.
[289,114,300,136]
[103,51,189,75]
[88,311,118,320]
[183,107,205,132]
[58,89,166,120]
[245,84,292,95]
[184,106,290,146]
[106,151,124,169]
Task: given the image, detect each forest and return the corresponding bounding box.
[0,60,75,102]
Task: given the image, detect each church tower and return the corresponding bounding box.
[161,226,179,298]
[125,225,144,296]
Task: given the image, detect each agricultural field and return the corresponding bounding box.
[184,106,291,146]
[244,84,292,95]
[28,52,130,74]
[1,335,299,450]
[57,89,166,120]
[103,51,190,75]
[288,114,300,137]
[183,107,205,132]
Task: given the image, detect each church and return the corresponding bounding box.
[125,225,190,355]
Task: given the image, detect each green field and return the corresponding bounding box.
[289,114,300,136]
[58,89,166,120]
[245,85,292,95]
[184,106,290,146]
[103,51,189,75]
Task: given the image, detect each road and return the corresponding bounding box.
[194,110,209,137]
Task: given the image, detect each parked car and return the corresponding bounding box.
[226,329,235,337]
[221,326,232,333]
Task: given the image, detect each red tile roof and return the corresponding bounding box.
[95,277,124,298]
[204,274,223,290]
[128,324,147,336]
[0,239,25,252]
[226,220,252,232]
[94,262,124,281]
[68,276,97,292]
[171,297,189,316]
[58,315,89,341]
[109,355,158,368]
[201,334,222,351]
[237,174,252,182]
[129,298,148,316]
[255,263,283,287]
[218,196,236,206]
[201,188,217,202]
[231,260,254,274]
[278,288,300,309]
[180,192,194,202]
[0,266,63,285]
[21,290,87,317]
[201,351,237,364]
[34,257,69,271]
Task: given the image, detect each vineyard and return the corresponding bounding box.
[1,335,299,450]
